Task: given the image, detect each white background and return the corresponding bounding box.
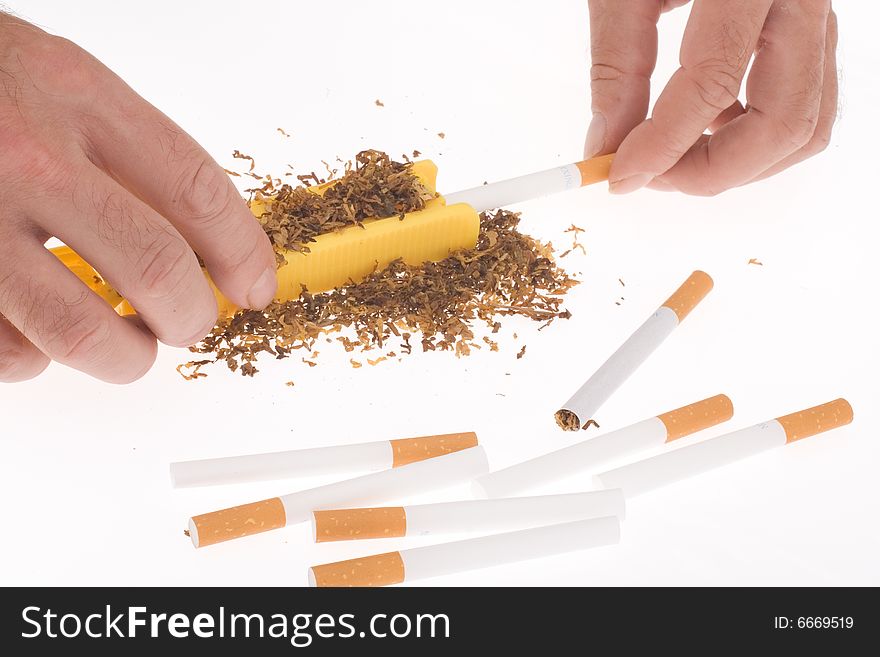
[1,0,877,586]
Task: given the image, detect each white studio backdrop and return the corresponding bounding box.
[1,0,878,586]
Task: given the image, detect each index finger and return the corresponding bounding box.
[82,71,278,310]
[610,0,773,192]
[586,0,662,157]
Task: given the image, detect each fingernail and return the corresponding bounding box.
[609,173,653,195]
[246,266,278,309]
[584,113,607,158]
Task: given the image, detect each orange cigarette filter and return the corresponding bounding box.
[595,399,854,497]
[312,490,626,543]
[390,432,477,467]
[658,394,733,441]
[309,517,621,587]
[171,431,477,488]
[776,399,854,443]
[311,552,406,588]
[313,507,408,542]
[187,445,489,548]
[661,270,714,322]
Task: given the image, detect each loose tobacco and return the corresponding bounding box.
[554,410,600,432]
[252,150,434,266]
[180,151,580,378]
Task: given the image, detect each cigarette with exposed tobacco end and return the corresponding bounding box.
[170,431,478,488]
[475,394,733,498]
[187,446,488,548]
[308,516,620,587]
[311,489,625,543]
[556,270,714,431]
[595,399,853,497]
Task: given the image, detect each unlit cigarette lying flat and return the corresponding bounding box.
[311,489,625,542]
[556,271,713,430]
[187,446,488,548]
[308,516,620,587]
[443,154,613,213]
[170,431,477,488]
[595,399,853,497]
[475,394,732,498]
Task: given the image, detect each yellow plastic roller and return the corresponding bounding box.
[50,155,612,318]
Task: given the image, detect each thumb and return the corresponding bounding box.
[586,0,663,158]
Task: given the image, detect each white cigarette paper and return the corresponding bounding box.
[188,446,489,548]
[443,155,612,213]
[170,431,477,487]
[311,489,625,542]
[595,399,853,497]
[308,516,621,587]
[476,394,733,498]
[557,271,713,428]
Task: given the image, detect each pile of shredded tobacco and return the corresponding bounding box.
[251,150,434,266]
[178,150,580,379]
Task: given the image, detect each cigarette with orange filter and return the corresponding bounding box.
[474,394,732,498]
[187,446,488,548]
[594,399,853,497]
[443,154,613,213]
[308,516,620,587]
[170,431,477,488]
[311,489,625,543]
[556,270,714,430]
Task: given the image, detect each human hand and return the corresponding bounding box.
[585,0,838,195]
[0,14,277,383]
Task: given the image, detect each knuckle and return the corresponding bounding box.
[0,132,72,197]
[0,347,25,380]
[691,150,725,198]
[40,304,114,365]
[590,39,652,84]
[776,105,819,150]
[172,159,236,226]
[21,147,73,195]
[589,52,631,83]
[718,21,753,72]
[686,62,742,114]
[0,346,46,382]
[136,232,195,300]
[224,231,266,276]
[30,35,102,94]
[656,138,687,163]
[89,189,144,250]
[802,122,833,157]
[590,61,627,85]
[778,120,815,150]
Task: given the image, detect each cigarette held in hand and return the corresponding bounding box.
[475,394,733,498]
[556,271,713,430]
[594,399,853,497]
[442,154,614,213]
[170,431,478,487]
[311,489,625,542]
[308,516,620,587]
[187,446,489,548]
